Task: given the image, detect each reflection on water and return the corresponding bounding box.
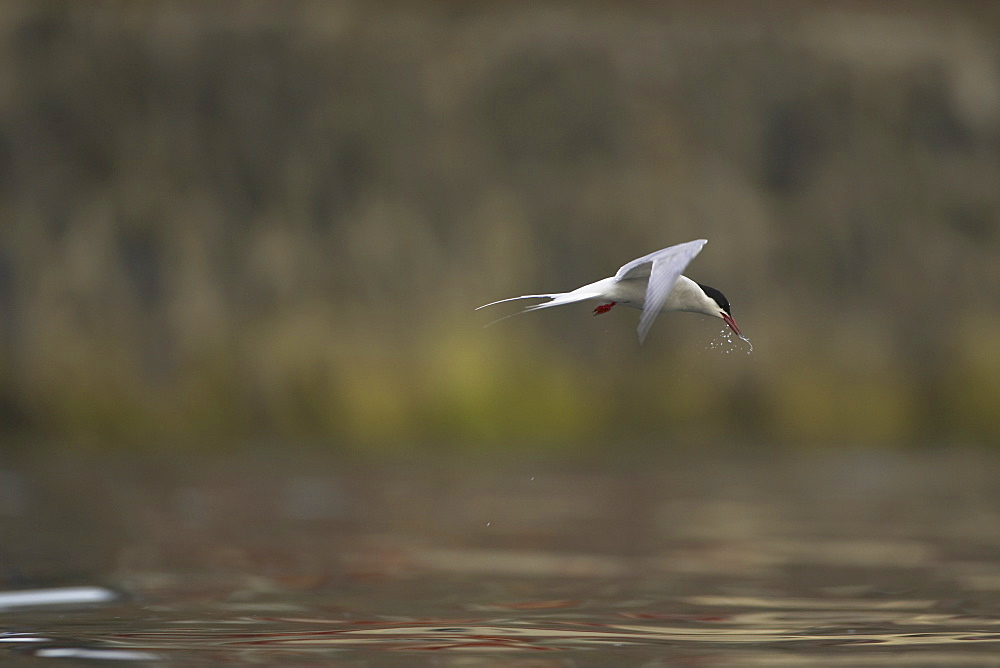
[7,584,1000,664]
[4,448,1000,664]
[0,586,118,610]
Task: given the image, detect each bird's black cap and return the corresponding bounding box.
[697,283,731,315]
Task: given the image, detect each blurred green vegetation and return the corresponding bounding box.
[1,2,999,449]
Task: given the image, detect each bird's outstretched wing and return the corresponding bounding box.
[614,239,707,343]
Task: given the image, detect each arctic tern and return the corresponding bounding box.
[476,239,743,344]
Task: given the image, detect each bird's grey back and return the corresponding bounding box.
[627,240,708,343]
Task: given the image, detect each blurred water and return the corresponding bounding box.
[4,447,1000,664]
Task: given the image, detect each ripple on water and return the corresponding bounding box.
[5,580,1000,662]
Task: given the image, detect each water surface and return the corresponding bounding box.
[4,447,1000,664]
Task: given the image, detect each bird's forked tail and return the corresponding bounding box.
[475,290,604,328]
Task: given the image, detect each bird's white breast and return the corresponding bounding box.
[614,275,714,314]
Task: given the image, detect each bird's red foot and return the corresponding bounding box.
[593,302,617,315]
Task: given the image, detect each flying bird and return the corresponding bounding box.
[476,239,742,344]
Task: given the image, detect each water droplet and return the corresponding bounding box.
[708,328,744,355]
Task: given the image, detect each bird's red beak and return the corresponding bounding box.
[721,312,741,337]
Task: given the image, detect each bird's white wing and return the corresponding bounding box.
[613,239,707,281]
[615,239,707,343]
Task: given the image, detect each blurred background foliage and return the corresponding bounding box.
[1,1,999,450]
